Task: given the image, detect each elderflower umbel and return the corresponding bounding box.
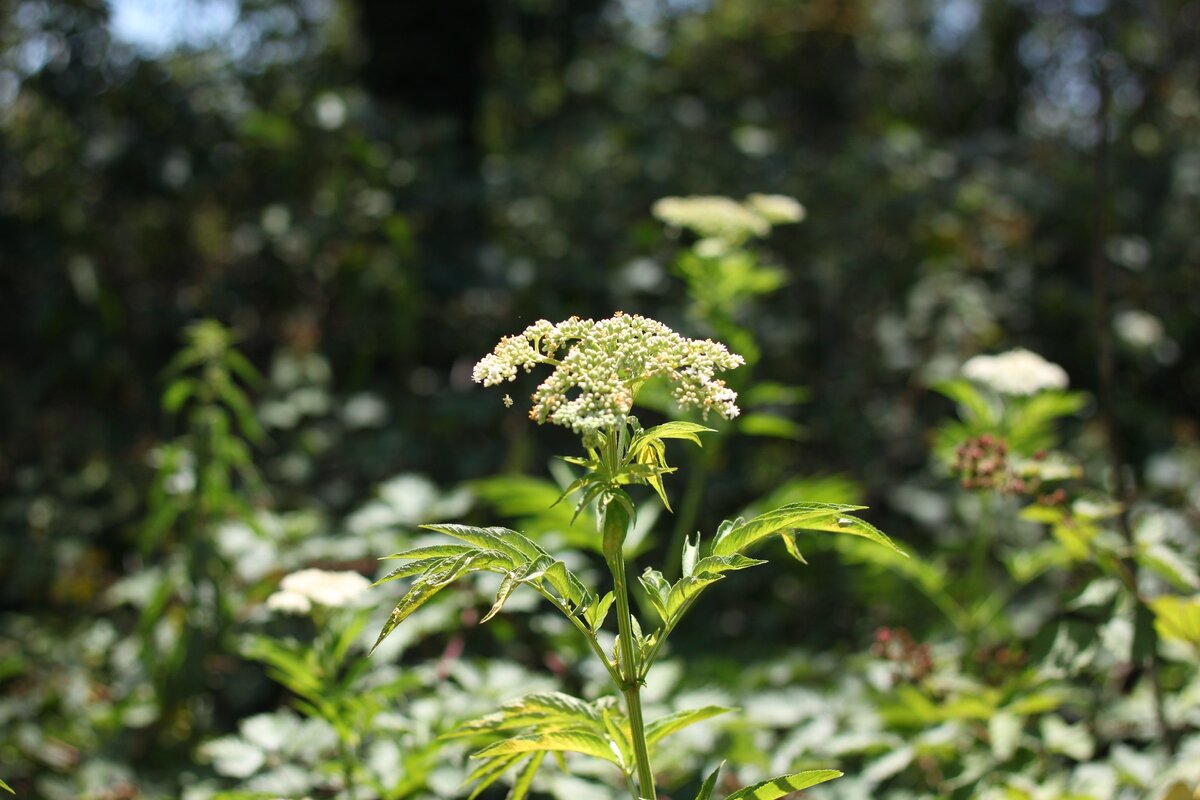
[265,568,371,615]
[473,313,745,436]
[745,193,806,224]
[961,348,1068,396]
[652,196,771,242]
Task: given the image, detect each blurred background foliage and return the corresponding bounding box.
[1,0,1199,798]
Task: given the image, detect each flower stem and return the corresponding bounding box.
[602,497,657,800]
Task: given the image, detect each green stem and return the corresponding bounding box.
[603,499,657,800]
[536,587,624,688]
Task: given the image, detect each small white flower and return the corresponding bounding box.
[265,590,312,615]
[961,348,1069,395]
[268,569,372,613]
[473,313,745,435]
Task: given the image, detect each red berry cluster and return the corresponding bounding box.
[871,626,933,683]
[972,642,1028,685]
[951,434,1028,494]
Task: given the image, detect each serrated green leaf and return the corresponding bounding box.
[542,560,589,609]
[646,706,737,747]
[584,591,615,632]
[472,731,621,765]
[447,692,603,739]
[374,547,515,586]
[508,752,546,800]
[421,524,536,565]
[711,503,863,557]
[370,575,451,655]
[380,544,476,561]
[695,763,723,800]
[639,568,672,622]
[722,769,843,800]
[636,421,716,447]
[481,572,520,624]
[665,554,767,619]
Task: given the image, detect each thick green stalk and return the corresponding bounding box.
[602,498,657,800]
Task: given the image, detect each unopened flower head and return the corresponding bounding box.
[962,348,1068,396]
[265,568,371,615]
[473,313,745,436]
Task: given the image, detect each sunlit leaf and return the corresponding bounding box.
[472,731,622,765]
[694,763,724,800]
[722,768,842,799]
[711,503,865,557]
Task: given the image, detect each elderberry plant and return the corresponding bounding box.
[371,313,906,800]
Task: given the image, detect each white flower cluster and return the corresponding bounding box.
[265,568,371,615]
[652,194,804,243]
[473,313,745,435]
[745,193,806,224]
[962,348,1069,396]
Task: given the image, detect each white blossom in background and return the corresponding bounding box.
[265,590,313,615]
[961,348,1069,395]
[651,196,770,242]
[265,568,371,615]
[1114,309,1165,349]
[652,193,804,243]
[473,313,744,436]
[745,193,806,224]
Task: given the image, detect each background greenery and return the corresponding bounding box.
[1,0,1198,798]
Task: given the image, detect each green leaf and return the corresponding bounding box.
[666,555,766,619]
[481,572,521,623]
[381,544,477,561]
[1,777,14,794]
[463,754,524,800]
[722,769,843,800]
[639,568,672,622]
[542,560,589,609]
[447,692,603,738]
[694,763,724,800]
[472,732,621,765]
[780,532,808,564]
[682,533,701,578]
[601,705,633,769]
[421,524,540,565]
[508,752,546,800]
[370,576,452,655]
[636,421,716,447]
[584,591,615,632]
[741,382,810,407]
[1150,595,1200,650]
[646,705,737,747]
[931,379,998,425]
[162,378,196,412]
[711,503,864,557]
[737,413,805,440]
[371,550,504,654]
